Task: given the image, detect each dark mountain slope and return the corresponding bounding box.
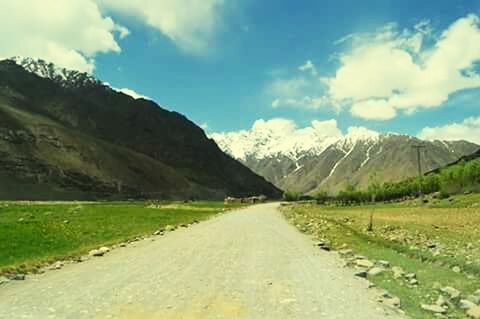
[0,59,281,200]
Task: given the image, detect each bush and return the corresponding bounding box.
[283,191,301,202]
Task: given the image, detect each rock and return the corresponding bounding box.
[452,266,461,273]
[441,286,461,299]
[383,296,401,308]
[119,243,127,247]
[409,279,419,285]
[89,248,107,257]
[354,270,368,278]
[355,259,374,268]
[460,299,478,310]
[377,260,390,268]
[392,266,405,279]
[468,306,480,319]
[436,295,448,306]
[421,304,446,314]
[13,274,26,281]
[320,246,331,251]
[468,294,480,305]
[0,276,9,285]
[368,267,384,276]
[98,247,110,254]
[405,273,417,280]
[52,261,64,270]
[153,230,162,236]
[180,224,188,228]
[338,249,353,257]
[164,225,176,232]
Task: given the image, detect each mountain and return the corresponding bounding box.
[0,58,281,200]
[212,124,479,195]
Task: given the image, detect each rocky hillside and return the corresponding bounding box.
[212,124,479,195]
[0,58,281,200]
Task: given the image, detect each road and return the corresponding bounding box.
[0,203,403,318]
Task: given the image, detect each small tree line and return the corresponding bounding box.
[283,158,480,204]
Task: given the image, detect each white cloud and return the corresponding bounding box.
[113,87,150,100]
[298,60,318,76]
[266,76,328,109]
[270,15,480,121]
[100,0,226,54]
[351,99,397,120]
[0,0,128,73]
[326,14,480,120]
[418,117,480,144]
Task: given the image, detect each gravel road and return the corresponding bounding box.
[0,203,404,319]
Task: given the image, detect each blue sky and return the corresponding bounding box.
[1,0,480,142]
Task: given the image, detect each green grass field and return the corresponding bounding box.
[282,198,480,319]
[0,201,243,275]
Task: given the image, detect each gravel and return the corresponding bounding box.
[0,203,405,318]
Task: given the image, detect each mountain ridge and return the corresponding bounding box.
[212,122,479,195]
[0,58,281,200]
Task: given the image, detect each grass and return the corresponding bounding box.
[0,200,244,275]
[282,200,480,319]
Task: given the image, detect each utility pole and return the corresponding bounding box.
[412,144,426,199]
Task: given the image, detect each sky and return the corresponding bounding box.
[1,0,480,143]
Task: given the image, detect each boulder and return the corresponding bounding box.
[460,299,478,310]
[441,286,461,299]
[421,304,446,314]
[355,259,374,268]
[392,266,405,279]
[368,267,384,277]
[468,306,480,319]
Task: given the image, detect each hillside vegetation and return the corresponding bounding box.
[301,150,480,205]
[0,59,281,200]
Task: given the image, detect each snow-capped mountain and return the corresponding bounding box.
[10,57,147,100]
[11,57,100,88]
[212,121,479,194]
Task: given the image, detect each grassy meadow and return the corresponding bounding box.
[0,201,243,276]
[282,196,480,319]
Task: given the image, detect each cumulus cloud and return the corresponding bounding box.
[0,0,128,73]
[270,15,480,121]
[418,117,480,144]
[99,0,226,54]
[266,71,329,109]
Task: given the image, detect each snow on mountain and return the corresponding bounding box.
[10,57,149,101]
[11,56,99,88]
[211,119,382,161]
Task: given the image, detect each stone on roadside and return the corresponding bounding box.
[460,299,477,310]
[409,279,419,285]
[338,249,353,257]
[421,304,446,314]
[89,247,109,257]
[405,273,416,280]
[354,270,368,278]
[52,261,64,270]
[468,294,480,305]
[165,225,176,232]
[436,295,448,306]
[392,266,405,279]
[368,267,384,277]
[355,259,374,268]
[0,276,9,285]
[377,260,390,268]
[441,286,461,299]
[13,274,26,281]
[119,243,127,247]
[383,296,401,308]
[467,306,480,319]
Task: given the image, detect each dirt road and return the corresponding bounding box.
[0,203,403,318]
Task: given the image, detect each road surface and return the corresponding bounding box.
[0,203,404,318]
